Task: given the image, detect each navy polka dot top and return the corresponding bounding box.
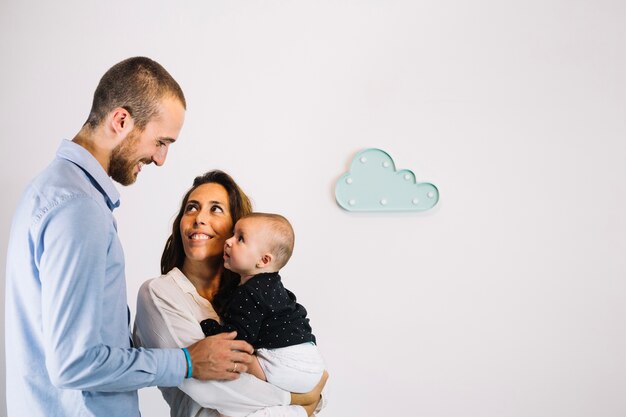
[201,272,316,349]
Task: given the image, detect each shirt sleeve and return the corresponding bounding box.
[134,276,304,417]
[38,197,185,392]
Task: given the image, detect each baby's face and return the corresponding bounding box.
[223,217,270,276]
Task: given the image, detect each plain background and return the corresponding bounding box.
[1,1,626,416]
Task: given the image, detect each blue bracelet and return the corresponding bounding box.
[181,348,192,379]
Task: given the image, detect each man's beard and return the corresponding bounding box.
[109,129,144,186]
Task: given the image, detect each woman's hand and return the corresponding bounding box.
[290,370,328,416]
[187,331,254,380]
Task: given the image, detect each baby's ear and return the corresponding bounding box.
[257,253,273,268]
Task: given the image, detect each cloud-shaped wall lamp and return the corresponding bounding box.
[335,148,439,212]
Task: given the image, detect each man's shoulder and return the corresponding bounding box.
[33,157,96,197]
[26,158,106,222]
[9,163,106,233]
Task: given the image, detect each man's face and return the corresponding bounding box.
[109,97,185,185]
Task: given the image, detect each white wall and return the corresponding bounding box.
[2,1,626,416]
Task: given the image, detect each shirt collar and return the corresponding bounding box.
[170,267,199,294]
[56,139,121,210]
[170,267,215,309]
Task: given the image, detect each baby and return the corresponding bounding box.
[201,212,325,394]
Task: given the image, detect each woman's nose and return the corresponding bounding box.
[193,211,207,225]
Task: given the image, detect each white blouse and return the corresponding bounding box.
[133,268,306,417]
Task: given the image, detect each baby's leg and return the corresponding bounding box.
[256,343,325,393]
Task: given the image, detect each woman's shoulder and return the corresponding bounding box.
[138,268,188,302]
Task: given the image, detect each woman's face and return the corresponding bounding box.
[179,182,234,264]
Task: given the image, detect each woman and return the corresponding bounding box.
[133,170,325,417]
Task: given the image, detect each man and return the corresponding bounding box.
[5,57,254,417]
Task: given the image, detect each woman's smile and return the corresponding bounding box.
[179,183,234,262]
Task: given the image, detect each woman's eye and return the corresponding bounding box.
[184,204,198,213]
[211,205,224,213]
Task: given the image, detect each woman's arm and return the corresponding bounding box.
[133,275,306,417]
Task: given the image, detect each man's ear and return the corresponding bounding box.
[257,253,273,268]
[109,107,135,137]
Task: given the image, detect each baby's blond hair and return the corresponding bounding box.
[244,213,295,270]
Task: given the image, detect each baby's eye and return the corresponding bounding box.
[238,235,244,242]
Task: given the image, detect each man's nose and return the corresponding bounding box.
[152,145,169,166]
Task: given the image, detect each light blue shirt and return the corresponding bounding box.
[5,140,185,417]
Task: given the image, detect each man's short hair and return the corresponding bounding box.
[84,56,186,130]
